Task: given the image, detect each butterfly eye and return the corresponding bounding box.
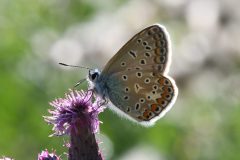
[91,73,98,80]
[89,72,99,81]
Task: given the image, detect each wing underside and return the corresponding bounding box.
[106,70,178,124]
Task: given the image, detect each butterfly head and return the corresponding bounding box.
[88,68,106,98]
[88,69,100,83]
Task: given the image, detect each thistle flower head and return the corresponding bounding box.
[44,90,104,136]
[38,150,60,160]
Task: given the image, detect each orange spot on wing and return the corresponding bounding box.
[151,104,157,111]
[163,86,173,94]
[156,98,163,104]
[143,110,151,119]
[157,78,165,85]
[161,92,171,100]
[143,111,148,117]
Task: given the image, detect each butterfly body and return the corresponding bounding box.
[88,24,178,126]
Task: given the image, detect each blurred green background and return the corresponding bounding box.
[1,0,240,159]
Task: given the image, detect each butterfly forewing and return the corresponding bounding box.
[101,24,171,76]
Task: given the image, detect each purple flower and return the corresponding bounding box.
[38,149,60,160]
[44,90,104,136]
[44,90,104,160]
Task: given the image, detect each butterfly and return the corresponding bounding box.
[88,24,178,126]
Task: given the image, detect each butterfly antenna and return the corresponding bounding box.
[59,62,92,70]
[74,78,86,88]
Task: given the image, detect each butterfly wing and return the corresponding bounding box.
[98,24,177,125]
[105,69,178,125]
[101,24,172,76]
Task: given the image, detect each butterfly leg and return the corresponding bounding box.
[98,96,108,107]
[102,97,109,106]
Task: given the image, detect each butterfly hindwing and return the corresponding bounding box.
[105,69,178,124]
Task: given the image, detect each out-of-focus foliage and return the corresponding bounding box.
[1,0,240,160]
